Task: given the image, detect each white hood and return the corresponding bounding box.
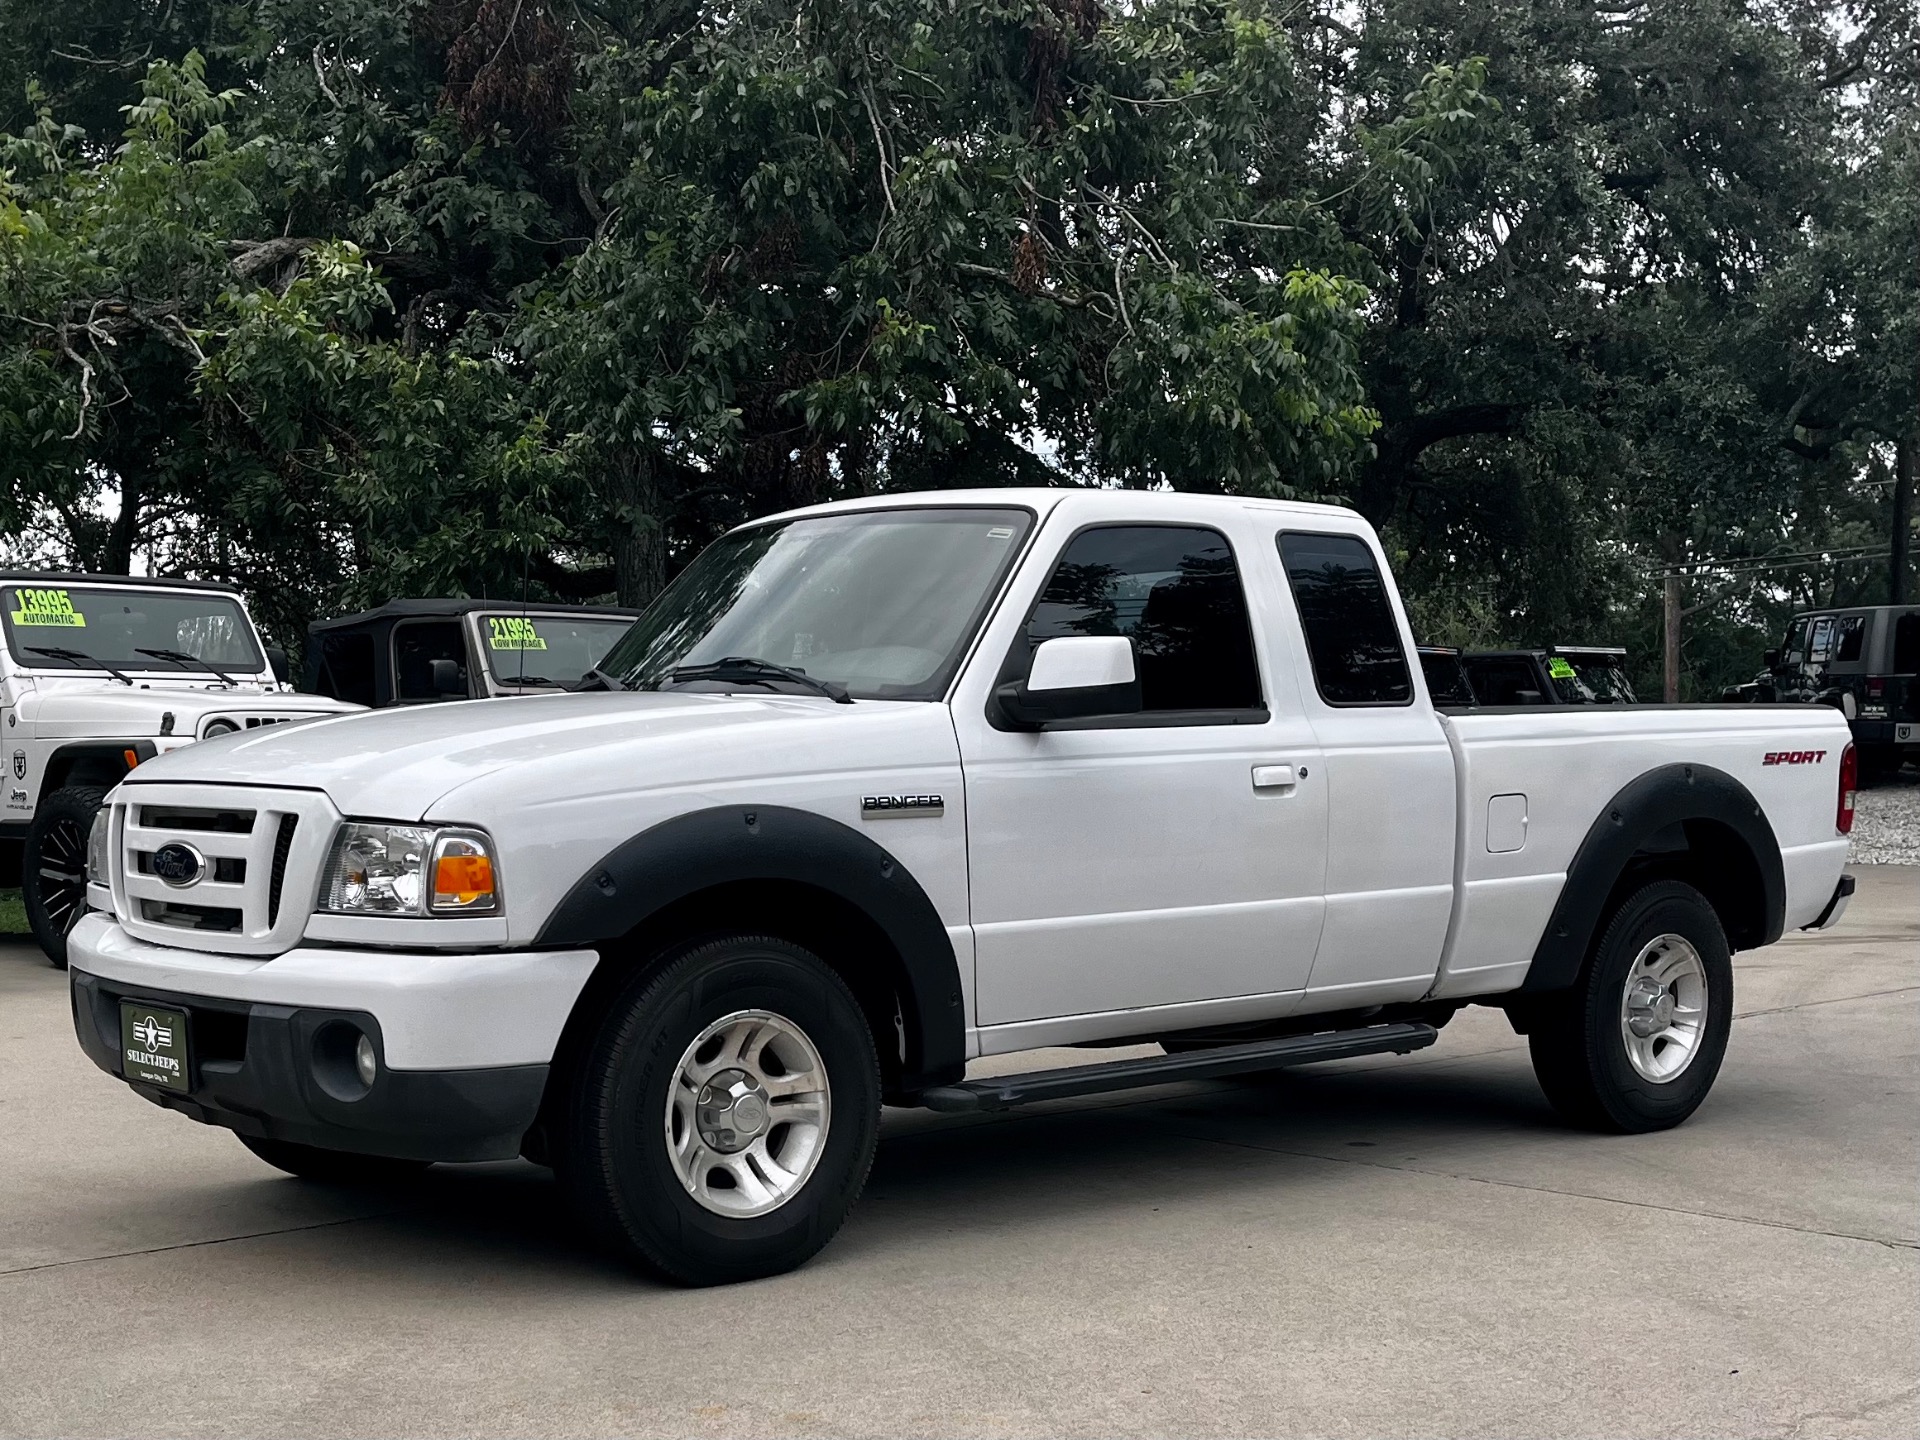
[23,680,360,739]
[126,690,884,819]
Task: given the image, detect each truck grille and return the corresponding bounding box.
[111,783,340,955]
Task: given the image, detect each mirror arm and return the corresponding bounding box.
[992,680,1046,731]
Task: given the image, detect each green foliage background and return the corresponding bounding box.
[1,1,1913,700]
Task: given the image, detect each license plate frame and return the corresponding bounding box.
[120,1001,191,1093]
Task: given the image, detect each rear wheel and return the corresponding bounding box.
[23,785,107,968]
[236,1134,431,1186]
[558,934,881,1286]
[1528,880,1734,1133]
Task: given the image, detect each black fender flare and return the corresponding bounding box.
[535,805,965,1088]
[1519,763,1784,993]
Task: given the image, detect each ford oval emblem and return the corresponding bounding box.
[150,842,205,888]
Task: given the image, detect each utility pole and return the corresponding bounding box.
[1663,571,1682,703]
[1895,431,1913,605]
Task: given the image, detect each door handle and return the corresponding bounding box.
[1251,764,1297,790]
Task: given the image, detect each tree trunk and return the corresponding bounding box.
[1893,431,1913,606]
[102,477,142,574]
[610,449,667,608]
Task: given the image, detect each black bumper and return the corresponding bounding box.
[71,971,548,1163]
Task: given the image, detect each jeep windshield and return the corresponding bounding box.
[1,584,264,675]
[479,613,635,688]
[600,507,1034,701]
[1547,651,1638,704]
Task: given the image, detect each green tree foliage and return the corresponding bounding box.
[0,1,1912,700]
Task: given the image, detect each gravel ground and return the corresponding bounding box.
[1851,767,1920,865]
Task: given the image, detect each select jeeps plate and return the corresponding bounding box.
[120,1002,190,1093]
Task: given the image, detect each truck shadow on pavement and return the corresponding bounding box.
[286,1058,1569,1288]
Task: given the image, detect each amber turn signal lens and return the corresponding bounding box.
[433,853,495,904]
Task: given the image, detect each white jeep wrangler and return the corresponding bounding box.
[1,573,360,963]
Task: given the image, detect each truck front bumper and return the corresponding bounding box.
[67,914,599,1162]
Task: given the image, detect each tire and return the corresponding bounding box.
[23,785,107,969]
[236,1134,431,1186]
[559,934,881,1287]
[1528,880,1734,1134]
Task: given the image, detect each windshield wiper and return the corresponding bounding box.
[501,675,554,687]
[669,657,853,704]
[573,665,633,692]
[135,647,238,687]
[25,645,133,686]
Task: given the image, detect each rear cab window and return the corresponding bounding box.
[1276,532,1413,705]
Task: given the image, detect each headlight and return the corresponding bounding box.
[318,823,500,917]
[202,718,240,738]
[86,807,112,886]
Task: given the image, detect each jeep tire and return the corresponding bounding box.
[23,784,108,968]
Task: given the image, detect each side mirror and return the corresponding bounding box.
[1762,649,1780,669]
[1514,688,1545,705]
[994,636,1141,730]
[429,658,467,698]
[264,646,291,684]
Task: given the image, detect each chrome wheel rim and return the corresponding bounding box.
[1619,934,1709,1083]
[36,816,89,937]
[664,1009,831,1218]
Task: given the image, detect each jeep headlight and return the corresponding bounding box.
[319,823,500,916]
[86,807,112,887]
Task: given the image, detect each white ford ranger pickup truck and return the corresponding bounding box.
[1,573,360,965]
[67,491,1856,1285]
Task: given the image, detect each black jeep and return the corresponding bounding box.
[1723,606,1920,778]
[303,598,640,707]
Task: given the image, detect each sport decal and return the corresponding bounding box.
[1762,750,1827,766]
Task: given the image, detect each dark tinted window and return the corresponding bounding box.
[1464,656,1547,706]
[1895,613,1920,674]
[315,632,377,706]
[1419,650,1475,705]
[1278,532,1412,704]
[1023,525,1261,712]
[1834,615,1867,664]
[394,620,467,702]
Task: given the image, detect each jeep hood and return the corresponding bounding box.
[125,691,877,818]
[25,683,359,739]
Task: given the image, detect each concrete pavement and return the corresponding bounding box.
[1,868,1914,1437]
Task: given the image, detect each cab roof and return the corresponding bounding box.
[752,486,1365,527]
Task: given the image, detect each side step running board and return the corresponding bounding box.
[918,1022,1440,1114]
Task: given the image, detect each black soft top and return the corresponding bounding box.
[309,597,641,633]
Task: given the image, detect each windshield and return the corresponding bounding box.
[480,613,634,688]
[2,584,264,675]
[599,507,1035,700]
[1546,653,1637,704]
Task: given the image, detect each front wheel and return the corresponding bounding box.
[1528,880,1734,1133]
[23,785,107,968]
[559,934,881,1286]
